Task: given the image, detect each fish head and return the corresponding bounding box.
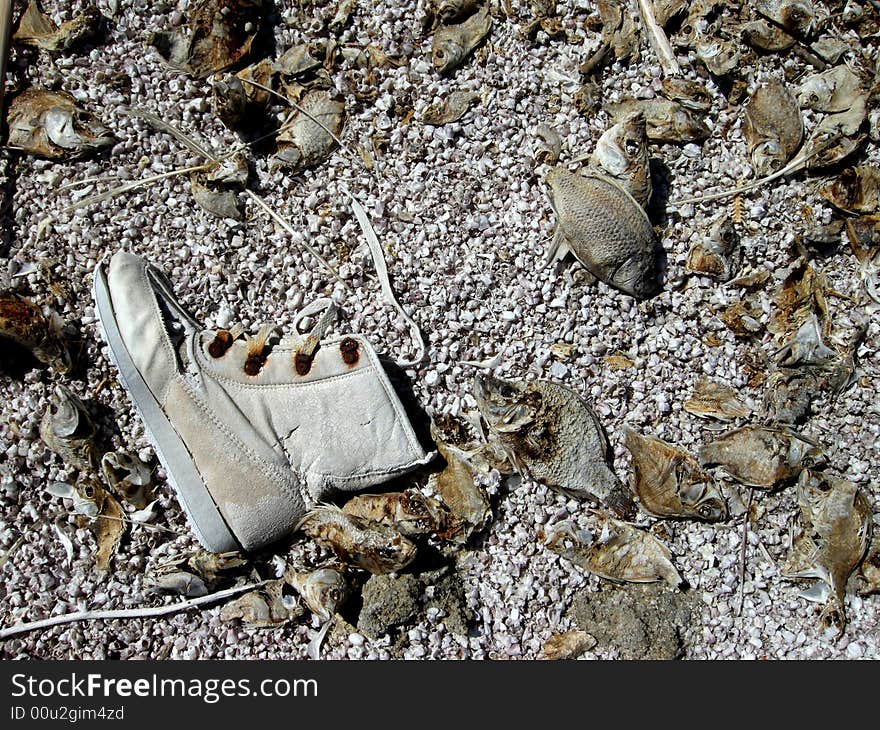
[610,250,663,300]
[592,111,649,180]
[751,139,786,176]
[432,38,465,73]
[473,374,535,433]
[679,479,728,522]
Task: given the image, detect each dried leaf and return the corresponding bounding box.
[94,486,125,574]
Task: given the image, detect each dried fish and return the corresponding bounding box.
[683,378,752,421]
[298,505,417,574]
[743,79,803,177]
[101,451,152,509]
[534,124,563,166]
[545,167,661,300]
[699,426,822,490]
[342,490,448,536]
[46,480,99,518]
[740,19,796,53]
[597,0,641,63]
[422,90,480,125]
[40,384,100,472]
[288,567,349,621]
[190,153,248,220]
[821,166,880,215]
[428,427,492,542]
[432,5,492,74]
[219,580,301,627]
[858,542,880,597]
[696,38,740,76]
[540,630,596,660]
[424,0,481,31]
[686,215,740,280]
[7,89,114,160]
[755,0,815,37]
[606,97,710,145]
[802,98,867,170]
[328,0,357,32]
[546,516,683,588]
[146,571,209,597]
[150,0,263,78]
[768,261,830,345]
[798,66,865,114]
[13,0,102,53]
[273,91,345,173]
[573,83,600,115]
[764,349,856,424]
[604,353,635,370]
[0,294,72,373]
[720,298,764,338]
[783,470,872,637]
[473,375,635,517]
[774,312,835,367]
[92,480,125,574]
[589,112,652,207]
[188,549,248,585]
[625,430,726,522]
[660,78,712,112]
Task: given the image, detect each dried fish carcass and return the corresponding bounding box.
[220,580,302,628]
[696,37,740,76]
[534,124,563,166]
[422,90,480,125]
[589,112,652,207]
[423,0,481,30]
[743,79,803,177]
[685,215,741,280]
[190,152,249,220]
[0,293,72,372]
[428,426,492,542]
[798,66,865,114]
[683,378,752,421]
[625,430,726,522]
[288,567,349,621]
[821,166,880,215]
[802,98,868,171]
[432,5,492,74]
[546,516,683,588]
[740,19,796,53]
[342,490,449,536]
[698,426,822,489]
[540,630,596,660]
[272,90,345,173]
[660,78,712,113]
[40,384,100,472]
[150,0,264,78]
[755,0,815,37]
[101,451,152,508]
[7,89,114,160]
[783,470,872,637]
[12,0,103,53]
[298,505,417,574]
[545,167,661,299]
[596,0,641,63]
[606,97,710,145]
[473,375,635,517]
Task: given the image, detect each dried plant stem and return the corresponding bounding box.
[85,512,185,537]
[637,0,680,76]
[738,490,755,616]
[0,582,267,640]
[0,535,24,570]
[0,0,13,112]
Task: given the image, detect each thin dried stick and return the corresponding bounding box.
[0,582,267,640]
[0,0,13,113]
[637,0,680,77]
[84,511,185,537]
[737,490,755,616]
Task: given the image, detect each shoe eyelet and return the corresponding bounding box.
[244,353,266,376]
[340,337,359,366]
[208,330,233,358]
[294,351,313,376]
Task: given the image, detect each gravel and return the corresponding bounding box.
[1,0,878,660]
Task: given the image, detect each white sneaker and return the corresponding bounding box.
[93,251,431,552]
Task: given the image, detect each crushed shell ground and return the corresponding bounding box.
[1,0,879,659]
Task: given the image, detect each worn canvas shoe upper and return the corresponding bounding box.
[93,251,431,552]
